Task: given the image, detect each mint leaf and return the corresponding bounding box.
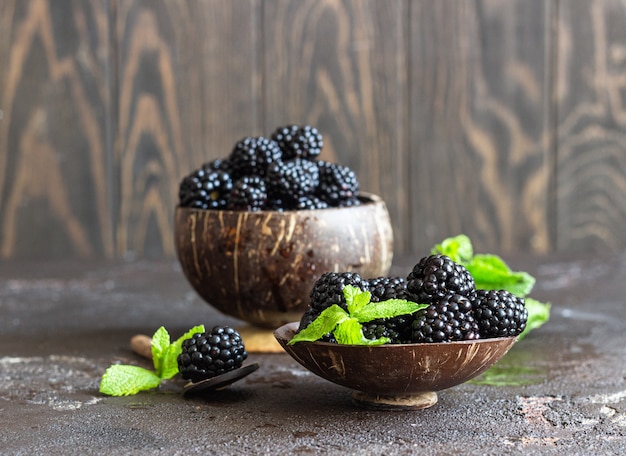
[466,254,536,297]
[334,318,365,344]
[353,299,427,323]
[344,285,371,315]
[518,298,551,340]
[159,324,205,380]
[99,364,161,396]
[431,234,474,264]
[151,326,171,378]
[288,305,349,344]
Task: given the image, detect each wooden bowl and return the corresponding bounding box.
[175,193,393,328]
[274,322,517,410]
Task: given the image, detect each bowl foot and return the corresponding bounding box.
[351,391,438,410]
[236,325,285,353]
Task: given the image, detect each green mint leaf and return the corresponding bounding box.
[344,285,371,315]
[334,318,365,344]
[431,234,474,264]
[288,305,349,345]
[466,254,536,297]
[151,326,171,377]
[518,298,551,340]
[353,299,428,323]
[159,324,205,380]
[99,364,161,396]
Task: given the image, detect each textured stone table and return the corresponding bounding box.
[1,253,625,455]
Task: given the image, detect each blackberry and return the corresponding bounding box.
[471,289,528,338]
[271,124,323,160]
[316,161,359,207]
[410,293,480,343]
[291,195,329,211]
[229,136,282,178]
[406,254,475,305]
[179,168,233,210]
[227,176,267,211]
[362,315,412,344]
[202,158,232,173]
[367,276,410,302]
[177,326,248,382]
[266,158,320,202]
[309,271,368,313]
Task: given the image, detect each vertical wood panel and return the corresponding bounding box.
[409,0,552,255]
[113,0,260,258]
[555,0,626,253]
[262,0,411,254]
[0,0,114,259]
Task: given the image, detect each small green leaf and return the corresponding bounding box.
[344,285,371,315]
[99,364,162,396]
[431,234,474,264]
[518,298,551,340]
[150,326,171,377]
[353,299,428,323]
[334,318,365,345]
[159,324,205,380]
[467,254,536,297]
[288,305,349,344]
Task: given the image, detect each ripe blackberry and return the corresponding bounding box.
[271,124,323,160]
[362,315,412,344]
[367,276,410,302]
[266,158,320,202]
[410,293,480,343]
[179,168,233,210]
[177,326,248,382]
[309,271,368,313]
[316,161,359,207]
[229,136,283,178]
[407,254,475,304]
[291,195,329,211]
[202,158,232,173]
[471,289,528,338]
[227,176,267,211]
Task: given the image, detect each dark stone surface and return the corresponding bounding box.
[1,253,625,455]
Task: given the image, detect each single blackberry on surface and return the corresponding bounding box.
[177,326,248,382]
[406,254,475,305]
[266,158,320,202]
[410,293,480,343]
[227,176,267,211]
[362,315,413,344]
[229,136,283,178]
[367,276,410,302]
[316,161,359,207]
[471,289,528,338]
[271,124,323,160]
[309,271,368,313]
[179,168,233,210]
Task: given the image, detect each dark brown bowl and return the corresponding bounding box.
[274,322,517,410]
[175,193,393,328]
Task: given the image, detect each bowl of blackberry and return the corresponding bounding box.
[274,254,528,410]
[175,125,394,342]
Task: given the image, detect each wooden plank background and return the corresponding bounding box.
[0,0,625,260]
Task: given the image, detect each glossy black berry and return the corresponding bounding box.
[309,271,368,313]
[271,124,323,160]
[266,158,320,202]
[410,293,480,343]
[471,289,528,338]
[362,315,413,344]
[316,161,359,207]
[177,326,248,382]
[407,254,475,305]
[179,168,233,210]
[229,136,283,178]
[227,176,267,211]
[367,276,410,302]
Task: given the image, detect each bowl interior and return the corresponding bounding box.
[275,322,517,396]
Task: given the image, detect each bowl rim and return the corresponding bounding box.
[274,321,518,349]
[175,192,386,214]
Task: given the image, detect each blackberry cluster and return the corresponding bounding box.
[411,293,480,343]
[178,124,361,211]
[177,326,248,382]
[471,289,528,337]
[308,271,368,313]
[406,254,475,304]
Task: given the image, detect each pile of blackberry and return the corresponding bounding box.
[178,125,360,211]
[296,254,528,344]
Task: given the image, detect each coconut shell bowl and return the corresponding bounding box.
[175,192,393,349]
[274,322,517,410]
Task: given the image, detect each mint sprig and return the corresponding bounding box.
[432,234,550,338]
[99,324,204,396]
[289,286,427,346]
